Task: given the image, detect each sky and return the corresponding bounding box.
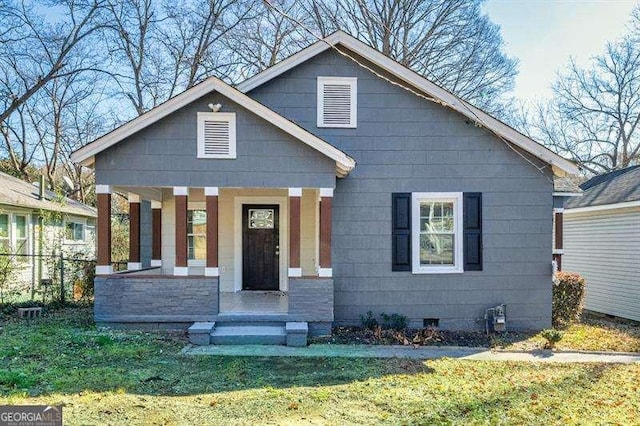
[483,0,638,101]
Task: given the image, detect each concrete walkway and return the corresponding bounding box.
[182,344,640,364]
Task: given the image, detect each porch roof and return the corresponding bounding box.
[70,77,355,178]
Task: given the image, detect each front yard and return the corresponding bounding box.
[1,306,639,424]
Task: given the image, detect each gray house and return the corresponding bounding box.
[71,31,578,343]
[563,166,640,322]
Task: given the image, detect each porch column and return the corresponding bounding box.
[553,208,564,271]
[96,185,112,275]
[174,186,188,276]
[319,188,333,277]
[151,201,162,267]
[288,188,302,277]
[205,187,219,277]
[127,193,141,271]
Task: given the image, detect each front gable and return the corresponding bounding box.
[94,91,338,189]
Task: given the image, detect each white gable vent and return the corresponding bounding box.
[317,76,357,128]
[197,112,236,159]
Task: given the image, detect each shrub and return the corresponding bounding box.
[553,271,586,327]
[359,311,378,330]
[380,312,408,331]
[540,328,564,349]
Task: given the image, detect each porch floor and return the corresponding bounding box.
[219,291,288,314]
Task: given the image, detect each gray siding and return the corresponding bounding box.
[95,94,336,189]
[250,49,553,330]
[140,200,152,268]
[563,207,640,322]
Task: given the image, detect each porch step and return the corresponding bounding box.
[210,323,286,345]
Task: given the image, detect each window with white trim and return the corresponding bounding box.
[412,193,463,274]
[187,209,207,262]
[0,214,9,253]
[14,215,28,256]
[317,76,357,128]
[197,112,236,159]
[65,222,85,241]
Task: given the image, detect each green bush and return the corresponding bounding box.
[540,328,564,349]
[553,271,586,327]
[359,311,378,330]
[380,312,408,331]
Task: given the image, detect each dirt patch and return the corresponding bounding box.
[310,326,537,349]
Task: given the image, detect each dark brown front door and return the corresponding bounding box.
[242,204,279,290]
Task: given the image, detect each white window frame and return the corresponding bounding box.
[411,192,463,274]
[13,214,29,256]
[0,212,31,257]
[64,220,86,243]
[197,112,236,159]
[187,202,207,266]
[317,76,357,128]
[0,213,10,252]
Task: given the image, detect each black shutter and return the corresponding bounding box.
[463,192,483,271]
[392,193,412,271]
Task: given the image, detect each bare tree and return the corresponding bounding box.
[303,0,518,111]
[534,37,640,174]
[104,0,162,116]
[0,0,106,124]
[229,0,315,81]
[160,0,255,93]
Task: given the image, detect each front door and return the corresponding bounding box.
[242,204,280,290]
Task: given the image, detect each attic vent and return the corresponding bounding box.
[317,76,357,128]
[197,112,236,159]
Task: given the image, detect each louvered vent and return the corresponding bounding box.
[197,112,236,159]
[318,77,357,128]
[322,84,352,126]
[203,120,230,156]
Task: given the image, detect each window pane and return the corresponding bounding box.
[15,216,26,238]
[75,224,84,240]
[188,235,206,260]
[0,214,8,237]
[420,201,454,232]
[187,210,206,235]
[420,234,454,265]
[66,223,74,240]
[16,238,28,255]
[192,211,206,235]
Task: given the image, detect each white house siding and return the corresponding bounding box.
[563,206,640,321]
[0,205,95,299]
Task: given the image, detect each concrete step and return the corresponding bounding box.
[210,324,286,345]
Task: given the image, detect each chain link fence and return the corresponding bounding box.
[0,253,97,304]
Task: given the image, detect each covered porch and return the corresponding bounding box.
[93,185,334,328]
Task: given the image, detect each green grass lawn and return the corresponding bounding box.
[500,314,640,352]
[1,307,639,425]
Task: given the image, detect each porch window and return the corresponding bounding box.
[411,193,463,274]
[187,209,207,261]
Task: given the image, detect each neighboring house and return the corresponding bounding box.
[0,172,96,297]
[563,166,640,322]
[71,31,578,341]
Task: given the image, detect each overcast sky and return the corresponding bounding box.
[483,0,637,101]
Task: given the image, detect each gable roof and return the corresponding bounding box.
[566,165,640,209]
[70,77,356,178]
[0,172,96,217]
[553,176,583,196]
[238,31,578,176]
